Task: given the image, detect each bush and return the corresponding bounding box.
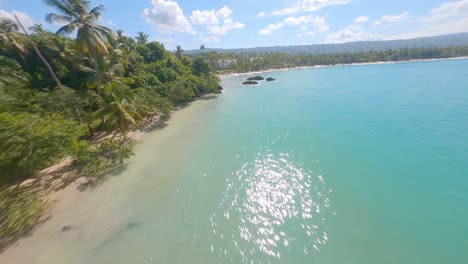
[0,187,45,249]
[75,136,135,178]
[0,113,87,183]
[134,88,173,119]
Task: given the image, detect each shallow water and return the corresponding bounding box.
[4,59,468,264]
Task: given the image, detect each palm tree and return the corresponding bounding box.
[0,19,19,32]
[45,0,116,56]
[175,45,183,58]
[94,81,141,134]
[135,32,148,44]
[0,19,26,55]
[45,0,116,87]
[30,24,46,35]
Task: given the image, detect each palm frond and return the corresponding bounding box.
[56,22,77,35]
[45,13,73,24]
[44,0,77,18]
[89,5,104,18]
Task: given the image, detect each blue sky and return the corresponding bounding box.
[1,0,468,50]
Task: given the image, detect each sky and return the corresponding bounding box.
[1,0,468,50]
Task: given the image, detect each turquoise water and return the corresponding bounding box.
[5,59,468,263]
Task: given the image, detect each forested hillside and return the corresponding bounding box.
[187,33,468,55]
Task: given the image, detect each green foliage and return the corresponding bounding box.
[0,113,86,182]
[0,187,45,248]
[75,136,135,178]
[0,1,220,248]
[192,57,211,77]
[134,88,173,119]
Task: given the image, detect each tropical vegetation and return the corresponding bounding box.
[0,0,219,249]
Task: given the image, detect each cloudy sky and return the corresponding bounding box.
[1,0,468,50]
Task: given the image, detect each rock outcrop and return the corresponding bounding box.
[246,76,264,81]
[242,80,259,85]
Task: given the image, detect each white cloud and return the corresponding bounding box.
[260,15,329,35]
[374,12,410,26]
[208,19,245,35]
[191,6,244,43]
[423,0,468,23]
[284,15,312,25]
[354,16,369,23]
[190,6,242,33]
[318,25,330,32]
[257,11,266,18]
[272,0,352,16]
[0,9,35,30]
[373,1,468,40]
[198,34,221,43]
[216,6,233,20]
[199,34,220,43]
[142,0,194,33]
[191,9,218,25]
[387,16,468,40]
[259,22,285,35]
[325,25,381,43]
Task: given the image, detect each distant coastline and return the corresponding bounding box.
[218,56,468,78]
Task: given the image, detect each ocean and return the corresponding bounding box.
[3,58,468,264]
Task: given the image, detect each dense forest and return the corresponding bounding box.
[0,0,219,248]
[197,46,468,73]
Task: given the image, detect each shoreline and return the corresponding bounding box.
[218,56,468,78]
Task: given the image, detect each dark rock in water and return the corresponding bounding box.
[247,76,264,81]
[218,85,224,91]
[266,78,275,81]
[61,225,73,232]
[126,222,140,229]
[242,80,259,85]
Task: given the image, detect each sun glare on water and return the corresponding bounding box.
[210,150,334,263]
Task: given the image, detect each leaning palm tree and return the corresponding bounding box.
[0,19,26,55]
[135,32,148,44]
[44,0,116,56]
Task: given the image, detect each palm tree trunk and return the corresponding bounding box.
[14,15,62,88]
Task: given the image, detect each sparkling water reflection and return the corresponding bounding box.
[210,150,334,263]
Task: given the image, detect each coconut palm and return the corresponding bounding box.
[94,81,141,134]
[45,0,116,56]
[175,45,183,58]
[135,32,148,44]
